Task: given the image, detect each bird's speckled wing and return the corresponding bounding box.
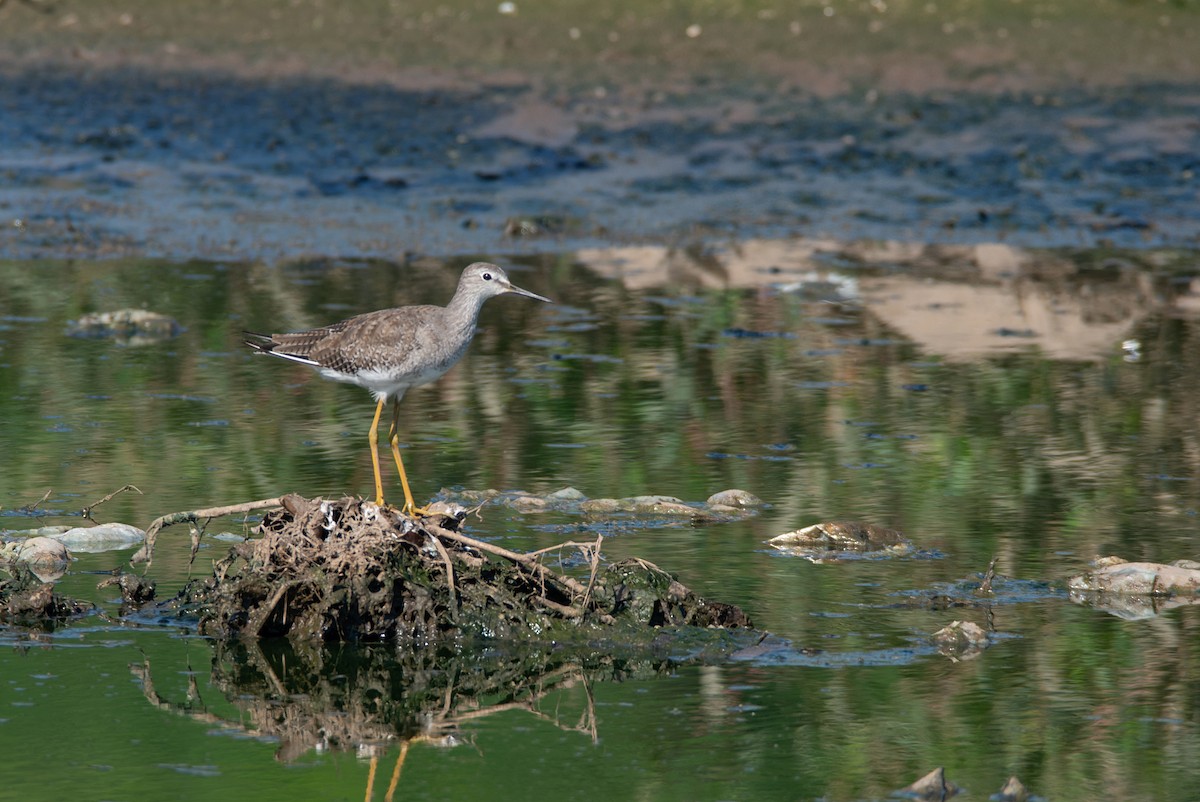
[263,305,460,376]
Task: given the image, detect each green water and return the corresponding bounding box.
[2,249,1200,800]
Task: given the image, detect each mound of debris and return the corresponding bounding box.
[166,494,751,643]
[0,566,93,627]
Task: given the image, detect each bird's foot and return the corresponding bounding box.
[399,502,434,519]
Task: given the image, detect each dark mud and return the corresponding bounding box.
[2,61,1199,262]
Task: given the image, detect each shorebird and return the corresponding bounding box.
[245,262,551,515]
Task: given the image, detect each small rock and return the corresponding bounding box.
[706,489,763,508]
[2,537,70,582]
[580,498,621,514]
[1068,559,1200,595]
[509,495,549,513]
[12,525,71,537]
[66,308,183,344]
[895,766,959,800]
[932,620,989,645]
[50,522,145,552]
[544,487,586,502]
[623,494,685,508]
[3,536,71,566]
[626,498,698,516]
[991,775,1030,802]
[769,521,909,553]
[932,621,991,660]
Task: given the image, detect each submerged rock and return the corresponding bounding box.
[1068,557,1200,619]
[894,766,960,800]
[769,521,912,560]
[2,536,70,566]
[507,494,549,513]
[579,497,622,514]
[50,522,145,552]
[1067,558,1200,595]
[544,486,586,502]
[991,776,1032,802]
[439,487,763,526]
[4,522,145,557]
[2,536,71,579]
[66,308,182,344]
[582,495,702,516]
[705,489,763,508]
[932,620,991,661]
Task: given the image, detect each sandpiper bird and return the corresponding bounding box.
[245,262,551,515]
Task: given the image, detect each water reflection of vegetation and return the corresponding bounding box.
[135,639,614,762]
[2,251,1199,574]
[112,605,1200,801]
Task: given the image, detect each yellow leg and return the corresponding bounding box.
[383,741,409,802]
[388,399,429,516]
[368,397,387,506]
[364,754,378,802]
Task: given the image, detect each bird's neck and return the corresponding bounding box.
[445,289,486,336]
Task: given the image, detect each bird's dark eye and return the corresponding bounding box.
[482,272,493,281]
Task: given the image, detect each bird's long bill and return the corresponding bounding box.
[506,282,553,304]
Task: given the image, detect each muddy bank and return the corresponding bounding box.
[1,61,1199,261]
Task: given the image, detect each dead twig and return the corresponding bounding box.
[581,533,604,609]
[19,488,52,514]
[426,522,590,598]
[523,535,607,606]
[81,484,142,522]
[538,597,586,618]
[138,497,283,569]
[188,522,206,568]
[978,556,999,594]
[426,533,459,620]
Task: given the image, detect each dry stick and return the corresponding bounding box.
[251,579,303,638]
[188,522,207,568]
[524,540,593,559]
[524,538,608,606]
[979,555,999,594]
[540,597,586,618]
[581,533,604,610]
[425,522,589,598]
[81,484,142,522]
[19,488,52,514]
[139,497,283,568]
[426,533,459,619]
